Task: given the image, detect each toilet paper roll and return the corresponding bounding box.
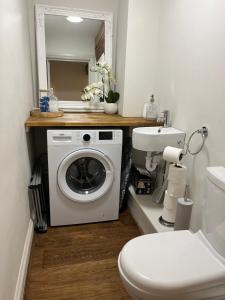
[167,182,187,198]
[162,190,178,223]
[163,146,183,164]
[168,164,187,184]
[163,190,177,210]
[174,198,193,231]
[161,207,176,224]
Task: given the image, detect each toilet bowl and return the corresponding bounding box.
[118,167,225,300]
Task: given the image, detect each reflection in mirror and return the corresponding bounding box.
[48,60,88,101]
[45,15,105,101]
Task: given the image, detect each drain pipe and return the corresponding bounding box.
[145,152,162,172]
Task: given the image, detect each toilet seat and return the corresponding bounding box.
[119,230,225,297]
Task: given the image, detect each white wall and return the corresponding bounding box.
[157,0,225,230]
[117,0,225,231]
[0,0,33,298]
[116,0,129,115]
[27,0,119,104]
[117,0,161,117]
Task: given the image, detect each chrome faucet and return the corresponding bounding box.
[161,110,171,127]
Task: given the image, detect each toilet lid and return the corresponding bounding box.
[119,230,225,296]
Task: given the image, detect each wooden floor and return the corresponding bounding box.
[24,210,140,300]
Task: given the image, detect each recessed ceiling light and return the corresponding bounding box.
[66,16,83,23]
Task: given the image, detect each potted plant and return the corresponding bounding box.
[81,62,120,114]
[104,89,120,114]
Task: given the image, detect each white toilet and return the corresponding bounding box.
[118,167,225,300]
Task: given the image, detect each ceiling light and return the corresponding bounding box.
[66,16,83,23]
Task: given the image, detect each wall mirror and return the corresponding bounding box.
[35,5,113,111]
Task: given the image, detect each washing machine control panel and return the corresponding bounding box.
[47,130,122,146]
[80,130,122,144]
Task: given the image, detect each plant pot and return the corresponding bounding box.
[104,102,118,114]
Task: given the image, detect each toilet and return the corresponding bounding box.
[118,167,225,300]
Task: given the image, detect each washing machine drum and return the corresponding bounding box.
[57,149,114,203]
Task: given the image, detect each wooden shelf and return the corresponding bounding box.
[25,112,162,128]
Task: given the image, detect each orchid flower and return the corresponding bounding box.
[81,62,116,102]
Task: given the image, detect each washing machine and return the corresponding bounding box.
[47,129,123,226]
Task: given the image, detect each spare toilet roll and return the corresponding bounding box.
[161,164,187,224]
[163,146,183,164]
[174,198,193,231]
[161,190,178,223]
[168,163,187,182]
[167,164,187,196]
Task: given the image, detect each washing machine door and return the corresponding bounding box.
[57,149,114,203]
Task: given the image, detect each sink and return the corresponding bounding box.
[132,127,185,152]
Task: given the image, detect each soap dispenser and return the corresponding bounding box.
[146,95,158,120]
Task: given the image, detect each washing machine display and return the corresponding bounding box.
[47,129,122,226]
[57,149,114,203]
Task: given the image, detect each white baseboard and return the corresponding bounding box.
[14,219,34,300]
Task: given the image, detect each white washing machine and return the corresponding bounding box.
[47,129,123,226]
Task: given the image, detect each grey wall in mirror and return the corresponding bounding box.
[45,15,105,101]
[35,4,113,111]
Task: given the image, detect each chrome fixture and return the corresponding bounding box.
[161,110,171,127]
[183,126,208,156]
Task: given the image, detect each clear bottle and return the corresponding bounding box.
[146,95,158,120]
[142,101,148,119]
[48,88,59,112]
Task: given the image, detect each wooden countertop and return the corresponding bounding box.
[25,113,161,127]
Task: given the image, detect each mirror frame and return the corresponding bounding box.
[35,4,113,112]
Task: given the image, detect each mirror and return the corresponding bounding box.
[36,5,113,111]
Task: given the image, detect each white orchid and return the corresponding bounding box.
[84,81,103,93]
[81,85,103,101]
[97,62,111,71]
[81,93,91,101]
[81,62,117,102]
[90,66,99,72]
[93,81,104,88]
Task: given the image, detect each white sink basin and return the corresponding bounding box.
[132,127,185,152]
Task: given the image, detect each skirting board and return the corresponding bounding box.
[14,219,34,300]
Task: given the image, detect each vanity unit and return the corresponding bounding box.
[130,126,186,234]
[25,113,161,128]
[25,112,162,157]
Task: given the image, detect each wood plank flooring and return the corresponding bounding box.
[24,210,140,300]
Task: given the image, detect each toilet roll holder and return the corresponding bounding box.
[159,126,208,227]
